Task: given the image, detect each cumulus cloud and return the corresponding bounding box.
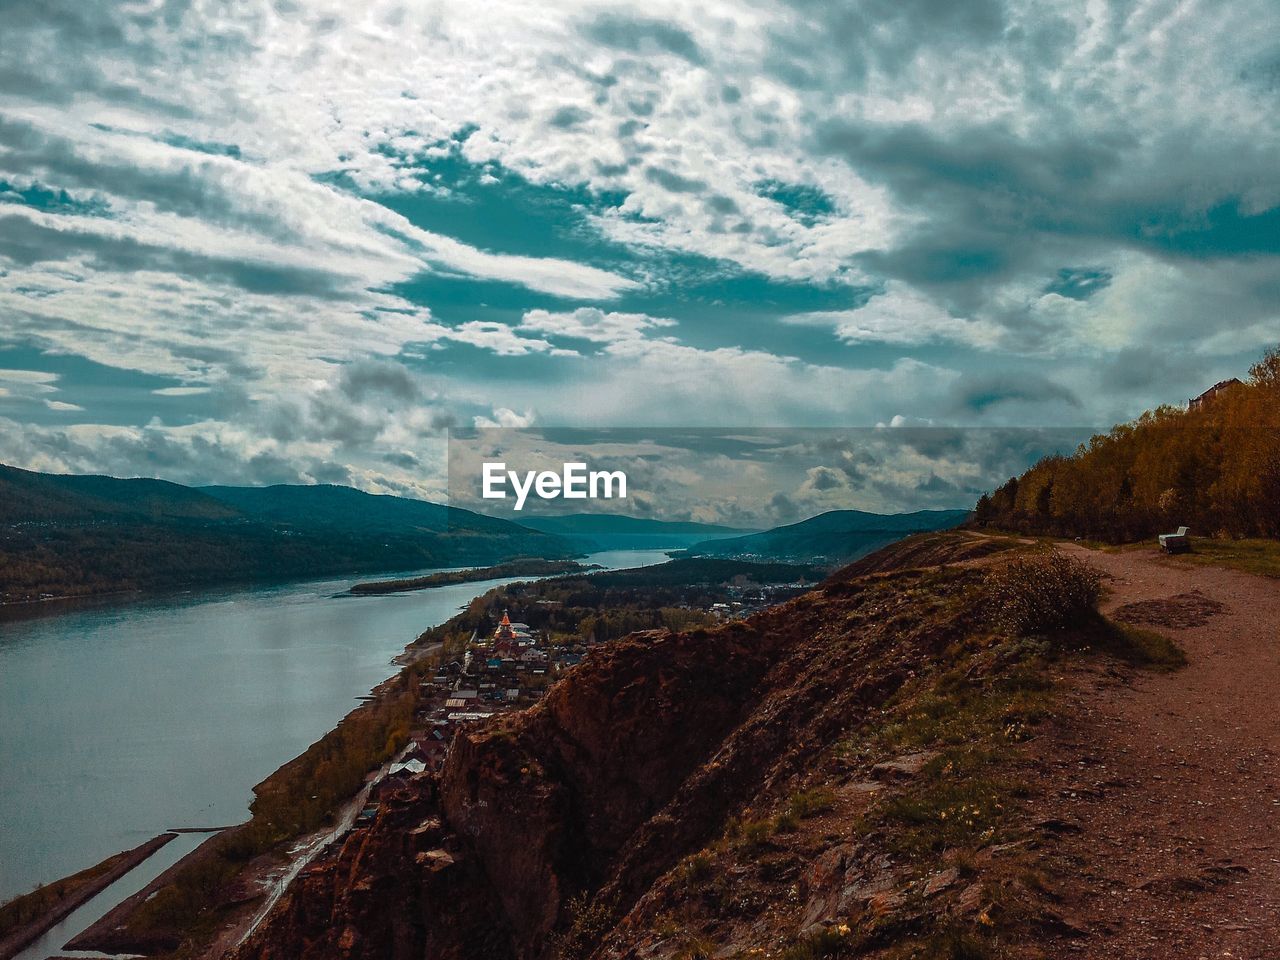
[0,0,1277,504]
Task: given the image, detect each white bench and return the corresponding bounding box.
[1158,526,1190,553]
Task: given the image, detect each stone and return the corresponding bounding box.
[922,867,960,897]
[871,751,937,781]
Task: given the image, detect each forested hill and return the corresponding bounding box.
[200,483,517,534]
[683,507,971,563]
[974,345,1280,541]
[0,466,239,524]
[0,466,574,604]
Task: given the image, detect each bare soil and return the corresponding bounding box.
[1034,543,1280,957]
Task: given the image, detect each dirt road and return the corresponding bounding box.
[1039,543,1280,957]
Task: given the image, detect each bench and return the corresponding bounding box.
[1158,525,1191,553]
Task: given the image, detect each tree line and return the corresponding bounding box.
[974,345,1280,542]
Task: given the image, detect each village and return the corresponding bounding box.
[353,580,810,826]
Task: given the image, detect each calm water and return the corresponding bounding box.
[0,549,668,909]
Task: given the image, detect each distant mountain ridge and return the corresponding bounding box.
[515,513,756,551]
[199,483,512,534]
[0,467,240,524]
[682,507,972,563]
[0,466,574,604]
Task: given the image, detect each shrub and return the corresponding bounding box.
[779,925,850,960]
[681,852,715,885]
[788,788,836,820]
[773,810,799,833]
[987,554,1102,637]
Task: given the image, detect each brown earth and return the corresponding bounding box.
[1033,543,1280,958]
[226,534,1280,960]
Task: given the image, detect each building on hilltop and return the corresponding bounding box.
[1188,378,1242,411]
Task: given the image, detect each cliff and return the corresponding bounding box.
[234,534,1133,960]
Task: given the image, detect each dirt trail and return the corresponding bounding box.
[1038,543,1280,958]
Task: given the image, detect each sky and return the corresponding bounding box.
[0,0,1277,523]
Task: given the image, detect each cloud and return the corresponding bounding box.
[518,307,676,343]
[580,13,708,66]
[784,282,1002,348]
[473,407,537,429]
[951,373,1081,414]
[0,0,1277,501]
[446,321,578,357]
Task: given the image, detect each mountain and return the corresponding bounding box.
[681,507,972,563]
[514,513,755,551]
[0,464,241,524]
[0,466,574,604]
[200,483,514,535]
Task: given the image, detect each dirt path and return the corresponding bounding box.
[1037,543,1280,957]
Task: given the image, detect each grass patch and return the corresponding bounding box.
[1055,613,1187,671]
[889,927,996,960]
[675,936,718,960]
[1107,622,1187,670]
[1163,537,1280,579]
[875,747,1018,856]
[773,810,799,833]
[788,787,836,819]
[738,819,774,852]
[680,852,714,887]
[866,664,1055,756]
[778,925,852,960]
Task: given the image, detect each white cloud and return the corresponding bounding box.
[784,283,1003,348]
[519,307,676,343]
[152,386,213,397]
[0,0,1277,497]
[446,321,578,357]
[473,407,537,429]
[0,369,59,386]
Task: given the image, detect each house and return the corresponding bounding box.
[1188,378,1242,411]
[388,758,427,777]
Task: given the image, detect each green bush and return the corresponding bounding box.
[788,788,836,819]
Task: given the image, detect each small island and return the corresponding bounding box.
[349,558,593,595]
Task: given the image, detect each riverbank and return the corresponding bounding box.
[348,557,591,594]
[0,548,672,956]
[0,833,175,960]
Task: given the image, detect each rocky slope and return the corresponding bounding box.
[235,535,1160,960]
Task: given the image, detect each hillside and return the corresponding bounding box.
[682,508,971,563]
[0,464,240,524]
[974,345,1280,541]
[0,466,573,604]
[201,484,512,535]
[515,514,754,551]
[226,533,1183,960]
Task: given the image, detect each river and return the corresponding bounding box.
[0,549,669,954]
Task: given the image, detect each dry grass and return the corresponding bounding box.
[1163,537,1280,579]
[986,554,1103,637]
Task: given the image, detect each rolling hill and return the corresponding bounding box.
[681,507,972,563]
[0,466,574,604]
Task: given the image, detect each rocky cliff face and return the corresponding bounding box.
[235,551,1018,960]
